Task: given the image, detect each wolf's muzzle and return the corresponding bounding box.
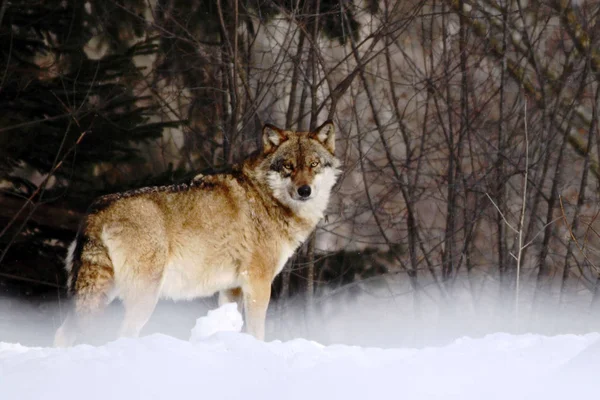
[297,185,311,199]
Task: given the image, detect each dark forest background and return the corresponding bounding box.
[3,0,600,342]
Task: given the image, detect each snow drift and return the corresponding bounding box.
[1,303,600,400]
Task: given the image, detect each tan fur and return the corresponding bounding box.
[54,121,340,346]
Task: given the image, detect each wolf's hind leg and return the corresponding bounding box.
[107,220,167,338]
[117,254,165,338]
[119,282,161,338]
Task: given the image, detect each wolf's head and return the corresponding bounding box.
[258,121,341,220]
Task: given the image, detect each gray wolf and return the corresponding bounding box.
[54,121,340,346]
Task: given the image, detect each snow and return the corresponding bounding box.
[1,303,600,400]
[190,302,244,341]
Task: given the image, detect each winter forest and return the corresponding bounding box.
[2,0,600,352]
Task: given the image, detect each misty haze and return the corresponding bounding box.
[2,0,600,399]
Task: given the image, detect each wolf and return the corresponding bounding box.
[54,121,340,346]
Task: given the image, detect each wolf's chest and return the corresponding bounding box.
[274,241,297,276]
[159,246,240,300]
[157,237,298,300]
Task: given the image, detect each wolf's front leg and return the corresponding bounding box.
[219,287,243,311]
[242,280,271,340]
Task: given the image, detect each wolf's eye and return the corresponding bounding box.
[310,161,320,168]
[282,163,294,171]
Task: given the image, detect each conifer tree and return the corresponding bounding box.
[0,0,180,294]
[0,0,371,297]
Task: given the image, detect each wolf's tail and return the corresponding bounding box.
[55,229,115,347]
[64,234,83,294]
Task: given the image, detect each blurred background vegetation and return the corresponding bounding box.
[3,0,600,343]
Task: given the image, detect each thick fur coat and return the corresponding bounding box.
[54,121,341,346]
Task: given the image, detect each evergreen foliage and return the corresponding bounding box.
[0,0,375,299]
[0,0,182,295]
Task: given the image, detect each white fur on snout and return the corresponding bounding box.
[266,171,293,205]
[267,166,340,224]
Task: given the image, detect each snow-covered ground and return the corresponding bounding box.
[2,303,600,400]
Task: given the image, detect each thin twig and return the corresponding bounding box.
[0,272,65,289]
[515,90,529,320]
[559,195,599,273]
[485,192,518,234]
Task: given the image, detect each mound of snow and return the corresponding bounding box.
[190,302,243,342]
[1,304,600,400]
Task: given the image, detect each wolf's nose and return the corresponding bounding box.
[297,185,311,198]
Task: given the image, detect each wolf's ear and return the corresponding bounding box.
[310,120,335,154]
[262,124,287,153]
